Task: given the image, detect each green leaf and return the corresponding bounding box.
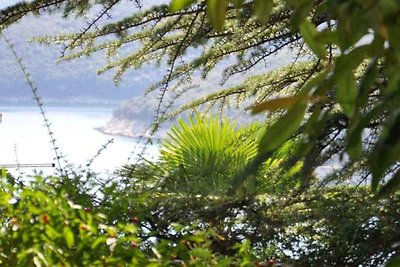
[170,0,195,12]
[315,29,338,44]
[299,20,327,58]
[384,57,400,94]
[357,58,378,108]
[369,110,400,192]
[64,227,75,249]
[45,225,60,240]
[230,0,244,8]
[336,72,358,118]
[252,96,304,114]
[258,101,307,154]
[386,256,400,267]
[287,0,311,8]
[336,11,365,51]
[0,168,6,178]
[290,4,312,27]
[300,70,329,96]
[334,45,371,78]
[190,247,212,259]
[346,117,363,160]
[376,169,400,199]
[297,109,331,157]
[346,103,385,160]
[254,0,273,24]
[91,236,107,250]
[207,0,227,32]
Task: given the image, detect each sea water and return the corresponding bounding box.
[0,104,158,177]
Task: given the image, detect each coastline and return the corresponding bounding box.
[95,117,165,140]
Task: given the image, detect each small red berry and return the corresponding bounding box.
[130,241,139,248]
[42,214,50,224]
[130,216,140,223]
[84,207,92,213]
[267,259,275,266]
[253,260,261,267]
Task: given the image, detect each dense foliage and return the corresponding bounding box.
[2,0,400,266]
[0,171,263,266]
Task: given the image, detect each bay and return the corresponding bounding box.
[0,105,159,176]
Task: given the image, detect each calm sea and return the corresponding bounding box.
[0,105,158,176]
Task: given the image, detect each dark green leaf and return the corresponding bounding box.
[336,10,369,51]
[303,70,330,96]
[315,29,338,44]
[230,0,244,8]
[346,103,385,160]
[376,169,400,199]
[385,256,400,267]
[357,58,378,108]
[334,45,371,78]
[299,20,327,58]
[254,0,273,24]
[384,57,400,94]
[369,110,400,192]
[287,0,311,8]
[336,72,358,118]
[258,101,307,154]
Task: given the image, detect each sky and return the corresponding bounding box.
[0,0,18,9]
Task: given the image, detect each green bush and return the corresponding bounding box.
[0,170,262,266]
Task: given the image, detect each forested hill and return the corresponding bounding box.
[0,3,163,104]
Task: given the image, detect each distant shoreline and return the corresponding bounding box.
[0,99,120,108]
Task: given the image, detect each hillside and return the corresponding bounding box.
[0,2,162,104]
[98,52,292,138]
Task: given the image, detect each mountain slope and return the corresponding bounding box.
[0,4,162,104]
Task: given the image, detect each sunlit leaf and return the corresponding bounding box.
[252,96,304,114]
[258,101,307,154]
[206,0,227,32]
[1,168,6,178]
[252,95,324,114]
[190,247,212,259]
[170,0,195,12]
[64,227,75,249]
